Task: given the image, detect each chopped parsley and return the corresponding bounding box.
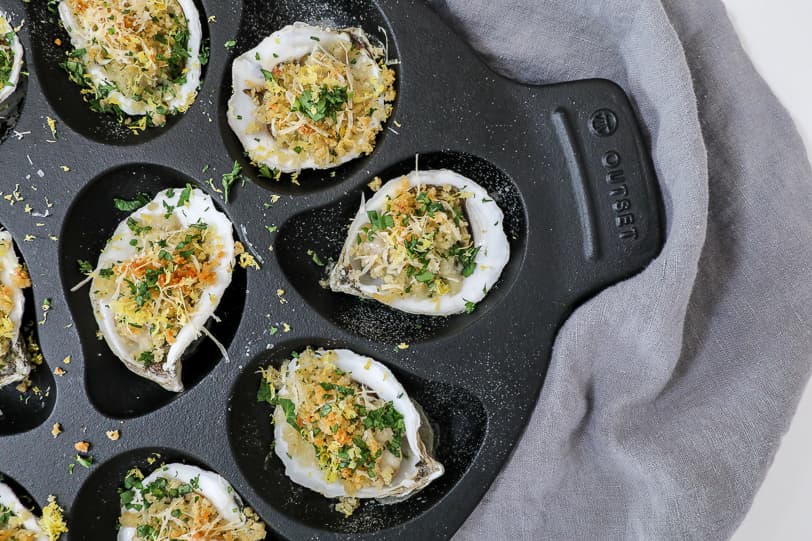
[366,210,394,232]
[126,217,152,236]
[114,192,152,212]
[75,454,93,468]
[451,244,481,277]
[138,350,154,367]
[221,161,242,203]
[0,31,14,88]
[78,259,94,275]
[291,86,349,123]
[177,183,192,207]
[257,378,276,404]
[258,164,277,180]
[198,44,210,66]
[307,249,325,266]
[278,397,299,429]
[362,402,406,457]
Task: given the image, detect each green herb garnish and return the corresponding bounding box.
[138,351,154,367]
[77,259,94,275]
[367,210,394,232]
[221,161,242,203]
[278,398,299,429]
[291,86,348,123]
[114,192,152,212]
[177,183,192,207]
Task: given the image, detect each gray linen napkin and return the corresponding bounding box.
[426,1,812,539]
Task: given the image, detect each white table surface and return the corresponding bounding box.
[719,1,812,540]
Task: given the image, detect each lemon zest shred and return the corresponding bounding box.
[39,495,69,540]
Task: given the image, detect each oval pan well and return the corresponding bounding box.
[227,339,487,534]
[0,234,56,436]
[275,151,528,344]
[218,0,400,195]
[58,164,246,419]
[23,0,210,146]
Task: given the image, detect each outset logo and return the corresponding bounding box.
[589,108,618,137]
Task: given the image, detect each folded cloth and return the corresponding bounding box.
[427,1,812,539]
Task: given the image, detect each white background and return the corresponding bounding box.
[720,1,812,540]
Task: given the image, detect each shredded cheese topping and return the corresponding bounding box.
[93,189,226,375]
[261,349,407,496]
[245,32,395,171]
[0,237,30,375]
[119,469,266,540]
[61,0,195,127]
[349,180,478,301]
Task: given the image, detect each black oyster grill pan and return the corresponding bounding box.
[0,0,663,539]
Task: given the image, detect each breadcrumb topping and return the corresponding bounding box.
[349,180,478,302]
[245,31,395,171]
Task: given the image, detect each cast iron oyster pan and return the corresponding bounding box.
[0,0,663,539]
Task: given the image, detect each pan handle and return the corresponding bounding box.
[544,78,664,295]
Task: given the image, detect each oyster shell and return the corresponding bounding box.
[330,169,510,315]
[273,348,443,500]
[117,463,265,541]
[0,231,31,389]
[228,22,395,173]
[0,13,23,106]
[89,187,235,392]
[57,0,203,123]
